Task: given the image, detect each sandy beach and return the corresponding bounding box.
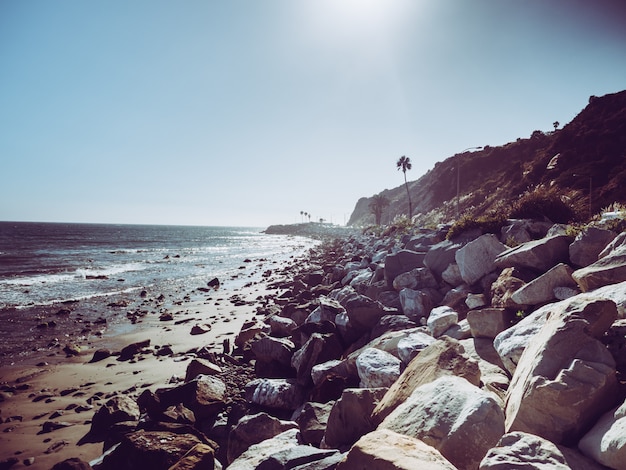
[0,252,300,469]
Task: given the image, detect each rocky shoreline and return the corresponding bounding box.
[4,219,626,469]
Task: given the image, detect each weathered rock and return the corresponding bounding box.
[372,336,481,425]
[494,295,618,375]
[90,395,140,436]
[570,227,617,268]
[392,267,438,291]
[305,297,345,324]
[251,336,295,367]
[443,319,472,340]
[227,412,298,464]
[50,458,93,470]
[290,452,346,470]
[466,293,488,309]
[480,431,606,470]
[424,240,462,282]
[380,376,505,470]
[156,375,227,420]
[495,235,571,273]
[89,349,111,363]
[511,263,576,306]
[168,443,216,470]
[578,399,626,469]
[371,314,418,339]
[573,245,626,292]
[456,234,508,285]
[227,429,299,470]
[119,339,151,361]
[461,338,510,402]
[336,429,456,470]
[398,288,432,321]
[321,387,387,450]
[554,286,581,300]
[384,250,427,287]
[98,431,204,470]
[356,347,401,388]
[490,267,532,308]
[291,333,343,385]
[505,299,619,444]
[342,291,396,331]
[442,263,464,287]
[427,306,458,338]
[184,358,222,382]
[245,378,306,411]
[235,319,271,348]
[348,268,374,294]
[189,323,212,335]
[441,285,471,311]
[255,446,339,470]
[396,330,436,364]
[467,308,513,339]
[268,315,297,337]
[310,359,346,386]
[295,401,334,447]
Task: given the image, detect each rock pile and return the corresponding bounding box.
[79,221,626,469]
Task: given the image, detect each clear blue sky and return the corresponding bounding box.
[1,0,625,227]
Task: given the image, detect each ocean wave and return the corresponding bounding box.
[76,262,146,278]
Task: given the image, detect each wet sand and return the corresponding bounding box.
[0,253,300,469]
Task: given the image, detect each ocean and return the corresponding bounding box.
[0,222,316,365]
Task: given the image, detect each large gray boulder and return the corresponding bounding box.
[479,431,607,470]
[467,308,513,339]
[427,306,458,338]
[396,329,436,364]
[569,227,617,268]
[90,395,140,436]
[321,387,387,450]
[227,412,298,464]
[295,401,334,447]
[510,263,576,306]
[156,375,227,420]
[227,429,300,470]
[245,378,306,411]
[398,288,435,321]
[384,250,427,287]
[392,267,438,291]
[455,234,508,285]
[356,347,402,388]
[573,245,626,292]
[424,240,462,282]
[380,376,505,470]
[505,299,619,444]
[372,336,481,425]
[490,267,532,308]
[250,335,295,368]
[495,235,571,273]
[336,429,456,469]
[291,333,343,385]
[494,295,618,375]
[578,398,626,469]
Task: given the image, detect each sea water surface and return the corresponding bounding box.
[0,222,315,364]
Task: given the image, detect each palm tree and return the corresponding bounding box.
[369,193,390,225]
[396,155,413,219]
[300,211,304,223]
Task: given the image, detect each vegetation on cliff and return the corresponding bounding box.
[349,89,626,227]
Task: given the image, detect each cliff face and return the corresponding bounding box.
[348,89,626,226]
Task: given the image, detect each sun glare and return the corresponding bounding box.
[300,0,416,50]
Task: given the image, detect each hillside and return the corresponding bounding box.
[348,89,626,227]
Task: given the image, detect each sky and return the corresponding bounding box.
[1,0,625,227]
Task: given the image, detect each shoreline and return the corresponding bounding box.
[0,241,316,469]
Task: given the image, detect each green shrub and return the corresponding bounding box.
[508,187,577,223]
[446,213,507,240]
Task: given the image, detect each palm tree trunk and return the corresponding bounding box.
[404,173,412,219]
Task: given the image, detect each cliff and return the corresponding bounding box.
[348,89,626,226]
